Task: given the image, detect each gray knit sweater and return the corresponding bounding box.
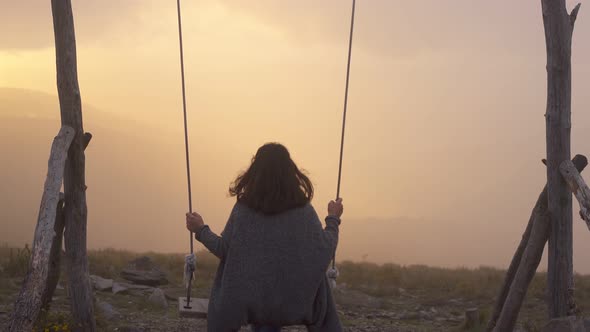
[196,202,342,332]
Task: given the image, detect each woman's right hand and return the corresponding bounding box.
[328,198,344,218]
[186,212,205,233]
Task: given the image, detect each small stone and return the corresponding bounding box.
[164,291,177,301]
[148,288,168,308]
[96,301,120,320]
[375,313,391,320]
[90,275,113,291]
[419,310,434,321]
[112,282,128,295]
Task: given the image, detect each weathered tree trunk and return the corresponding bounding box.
[486,201,534,331]
[8,126,75,332]
[42,137,90,309]
[541,0,581,318]
[51,0,96,330]
[41,194,65,309]
[560,158,590,230]
[487,155,587,332]
[493,197,550,332]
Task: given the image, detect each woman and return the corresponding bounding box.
[185,143,343,332]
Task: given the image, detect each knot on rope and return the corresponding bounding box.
[184,253,196,288]
[327,267,339,289]
[327,267,339,279]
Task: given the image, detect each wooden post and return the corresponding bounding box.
[494,199,550,332]
[488,155,587,331]
[41,194,66,309]
[51,0,96,330]
[486,201,534,331]
[541,0,581,318]
[8,126,75,332]
[465,308,481,329]
[43,139,90,309]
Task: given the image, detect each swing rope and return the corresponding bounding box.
[176,0,355,295]
[176,0,196,307]
[331,0,356,276]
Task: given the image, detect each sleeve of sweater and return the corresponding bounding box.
[195,206,236,259]
[323,215,340,252]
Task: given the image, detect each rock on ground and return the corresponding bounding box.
[148,288,168,308]
[96,300,120,320]
[112,282,129,295]
[90,275,113,291]
[121,256,168,286]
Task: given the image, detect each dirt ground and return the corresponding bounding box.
[0,277,487,332]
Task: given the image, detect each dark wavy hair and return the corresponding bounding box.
[229,143,314,215]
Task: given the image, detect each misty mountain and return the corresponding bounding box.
[0,88,194,251]
[4,88,590,273]
[0,88,472,266]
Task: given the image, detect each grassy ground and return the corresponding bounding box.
[1,245,589,331]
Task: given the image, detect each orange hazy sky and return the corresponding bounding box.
[1,0,590,271]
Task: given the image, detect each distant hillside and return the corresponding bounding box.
[4,88,590,273]
[0,88,472,267]
[0,88,196,251]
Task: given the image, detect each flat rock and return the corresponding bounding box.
[126,283,153,290]
[112,282,129,295]
[148,288,168,308]
[90,275,113,291]
[121,256,168,286]
[542,316,586,332]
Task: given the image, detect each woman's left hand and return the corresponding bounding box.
[186,212,205,233]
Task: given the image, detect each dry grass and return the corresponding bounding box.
[0,244,31,278]
[87,248,219,289]
[3,244,590,304]
[4,244,590,332]
[337,262,508,300]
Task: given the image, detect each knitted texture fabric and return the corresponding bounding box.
[197,202,342,332]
